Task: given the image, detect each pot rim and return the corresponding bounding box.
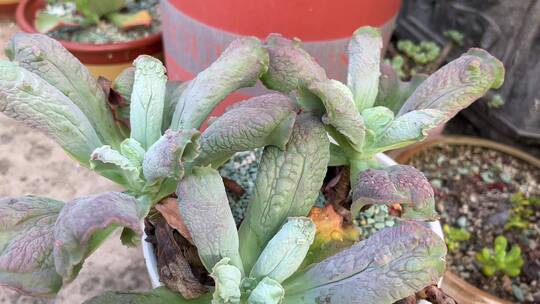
[395,135,539,304]
[141,152,445,290]
[15,0,162,63]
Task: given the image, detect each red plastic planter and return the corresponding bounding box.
[161,0,401,120]
[16,0,163,80]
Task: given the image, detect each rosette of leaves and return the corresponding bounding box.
[0,23,503,303]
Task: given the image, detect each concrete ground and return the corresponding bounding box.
[0,16,151,303]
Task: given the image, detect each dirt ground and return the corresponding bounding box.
[0,17,151,303]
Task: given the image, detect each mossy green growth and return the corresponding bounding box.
[397,40,441,65]
[443,224,470,252]
[504,192,539,231]
[475,236,524,277]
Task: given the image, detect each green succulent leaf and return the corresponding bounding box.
[162,80,189,131]
[0,196,63,296]
[75,0,126,21]
[84,287,212,304]
[347,26,383,111]
[250,217,316,283]
[90,145,144,190]
[308,79,365,153]
[352,165,438,221]
[176,167,243,273]
[142,129,200,184]
[171,37,268,131]
[261,34,326,93]
[113,67,135,103]
[6,33,124,148]
[238,113,330,272]
[283,221,446,304]
[248,277,285,304]
[53,192,144,283]
[397,48,505,119]
[361,106,395,146]
[195,93,297,167]
[0,60,102,166]
[374,64,427,114]
[120,138,146,167]
[210,258,242,304]
[130,55,167,149]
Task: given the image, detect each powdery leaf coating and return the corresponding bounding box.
[352,165,438,221]
[0,60,102,166]
[53,192,144,282]
[130,55,167,149]
[248,277,285,304]
[5,33,124,147]
[84,287,212,304]
[142,129,200,184]
[261,34,327,93]
[250,217,315,283]
[238,113,330,272]
[90,145,143,189]
[210,258,242,304]
[176,167,243,273]
[347,27,383,111]
[398,48,505,118]
[374,64,427,114]
[283,221,446,304]
[120,138,145,167]
[308,79,365,152]
[195,93,297,167]
[0,196,63,296]
[171,37,269,131]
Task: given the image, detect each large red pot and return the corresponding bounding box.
[161,0,401,118]
[16,0,163,80]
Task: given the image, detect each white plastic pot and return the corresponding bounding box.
[142,152,445,291]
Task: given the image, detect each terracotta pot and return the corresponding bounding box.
[160,0,401,121]
[0,0,18,17]
[15,0,163,80]
[395,136,540,304]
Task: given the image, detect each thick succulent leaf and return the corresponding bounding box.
[176,167,243,273]
[361,106,395,147]
[113,67,134,103]
[195,93,297,167]
[328,143,348,166]
[5,33,124,147]
[238,113,330,272]
[53,192,144,282]
[367,109,446,153]
[171,37,268,131]
[308,79,365,152]
[106,10,153,29]
[261,34,327,93]
[84,287,212,304]
[163,81,189,131]
[90,145,144,189]
[374,64,427,114]
[143,129,200,184]
[75,0,125,20]
[283,221,446,304]
[250,217,315,283]
[397,48,504,117]
[351,165,438,221]
[130,55,167,149]
[0,196,63,296]
[0,60,102,166]
[248,277,285,304]
[120,138,145,167]
[347,26,383,111]
[210,258,242,304]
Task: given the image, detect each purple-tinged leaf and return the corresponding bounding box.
[0,196,63,296]
[261,34,327,93]
[84,287,212,304]
[143,129,200,184]
[347,26,383,111]
[398,48,504,119]
[283,221,446,304]
[374,64,427,114]
[5,33,124,148]
[53,192,144,282]
[0,60,103,166]
[196,93,297,167]
[176,167,243,273]
[171,37,268,131]
[352,165,438,221]
[238,113,330,272]
[90,145,144,189]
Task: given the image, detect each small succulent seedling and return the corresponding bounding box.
[504,192,538,230]
[475,236,524,277]
[397,39,441,65]
[36,0,153,33]
[0,23,503,303]
[443,224,471,252]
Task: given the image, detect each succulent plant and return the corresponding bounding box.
[443,224,471,252]
[475,236,524,277]
[0,24,503,303]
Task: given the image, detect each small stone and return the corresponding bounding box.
[431,179,442,188]
[374,222,385,229]
[512,284,525,302]
[457,216,467,228]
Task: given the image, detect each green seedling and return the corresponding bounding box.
[475,236,524,277]
[397,39,441,65]
[443,224,471,252]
